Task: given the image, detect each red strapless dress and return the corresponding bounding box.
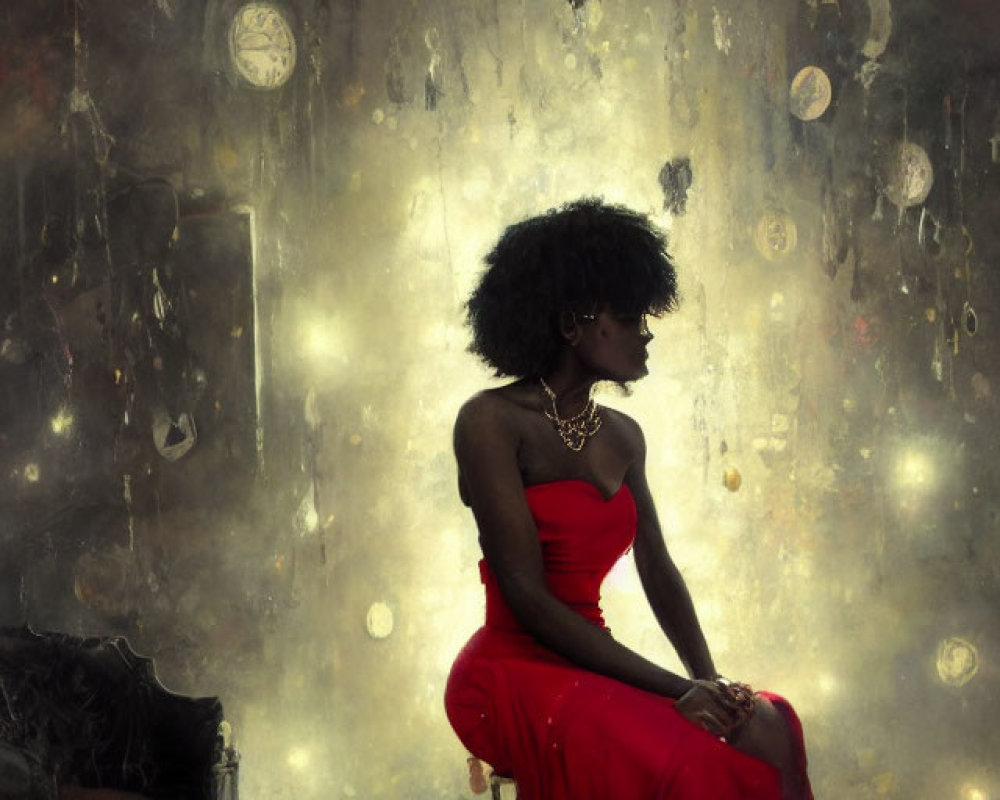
[444,480,811,800]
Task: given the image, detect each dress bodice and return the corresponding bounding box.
[479,479,637,630]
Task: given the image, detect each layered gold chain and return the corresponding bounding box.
[540,378,602,452]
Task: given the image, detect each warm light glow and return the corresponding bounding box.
[817,672,839,697]
[896,448,933,489]
[50,407,74,436]
[299,317,351,372]
[305,323,339,359]
[303,505,319,531]
[366,601,394,639]
[286,746,311,770]
[12,4,991,798]
[296,491,319,534]
[961,783,989,800]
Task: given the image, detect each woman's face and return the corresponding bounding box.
[572,307,654,382]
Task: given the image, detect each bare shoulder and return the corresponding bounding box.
[600,405,647,456]
[453,384,531,451]
[453,386,529,506]
[605,407,655,505]
[455,386,519,431]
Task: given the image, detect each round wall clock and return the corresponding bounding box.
[229,3,297,89]
[789,66,832,122]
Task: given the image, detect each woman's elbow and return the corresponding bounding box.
[496,574,554,631]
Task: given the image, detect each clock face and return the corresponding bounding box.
[789,66,831,122]
[229,3,296,89]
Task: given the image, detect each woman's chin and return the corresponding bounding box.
[609,367,648,388]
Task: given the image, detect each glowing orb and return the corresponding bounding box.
[936,637,979,687]
[896,449,933,489]
[24,463,40,483]
[789,66,832,121]
[286,746,310,770]
[817,672,839,696]
[961,784,988,800]
[366,601,394,639]
[303,320,345,362]
[50,407,74,436]
[295,492,319,534]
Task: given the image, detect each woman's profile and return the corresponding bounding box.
[444,199,812,799]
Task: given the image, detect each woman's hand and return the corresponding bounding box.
[675,679,746,739]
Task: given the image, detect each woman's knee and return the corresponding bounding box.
[731,696,793,767]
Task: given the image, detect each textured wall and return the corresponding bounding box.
[2,1,999,798]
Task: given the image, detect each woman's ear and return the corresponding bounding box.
[558,311,583,345]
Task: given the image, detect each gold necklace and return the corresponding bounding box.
[539,378,602,452]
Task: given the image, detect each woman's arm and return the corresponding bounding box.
[622,417,718,681]
[454,394,693,699]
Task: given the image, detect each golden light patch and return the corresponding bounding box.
[722,466,742,492]
[366,602,394,639]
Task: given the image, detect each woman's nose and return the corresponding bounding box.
[640,315,653,340]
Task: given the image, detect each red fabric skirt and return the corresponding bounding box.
[446,625,810,800]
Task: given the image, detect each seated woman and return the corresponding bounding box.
[444,199,812,800]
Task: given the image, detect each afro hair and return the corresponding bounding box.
[466,198,678,378]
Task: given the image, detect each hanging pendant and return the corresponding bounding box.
[540,378,602,451]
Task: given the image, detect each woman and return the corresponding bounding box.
[444,199,811,799]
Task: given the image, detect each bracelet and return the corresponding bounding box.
[715,676,757,718]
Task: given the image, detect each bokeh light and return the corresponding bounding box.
[49,406,74,436]
[286,746,311,771]
[961,784,989,800]
[896,447,935,491]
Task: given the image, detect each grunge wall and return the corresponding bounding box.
[2,1,999,797]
